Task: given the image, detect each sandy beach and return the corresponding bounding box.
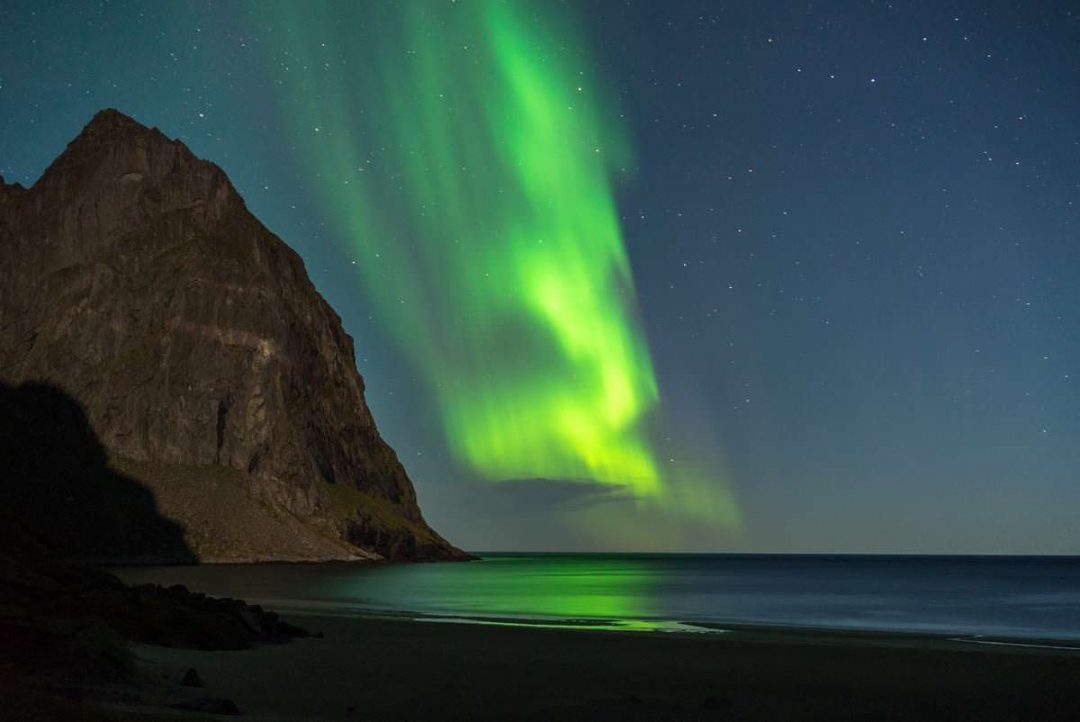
[106,613,1080,721]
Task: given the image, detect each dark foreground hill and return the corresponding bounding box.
[0,109,467,562]
[0,519,313,718]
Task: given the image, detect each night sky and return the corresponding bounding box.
[2,0,1078,553]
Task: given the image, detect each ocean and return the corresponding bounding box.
[113,553,1080,641]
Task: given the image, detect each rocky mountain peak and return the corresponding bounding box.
[78,107,155,141]
[0,109,469,562]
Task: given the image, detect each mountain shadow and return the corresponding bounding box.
[0,381,195,563]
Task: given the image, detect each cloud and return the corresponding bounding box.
[488,478,643,512]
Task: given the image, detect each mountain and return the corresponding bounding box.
[0,109,468,562]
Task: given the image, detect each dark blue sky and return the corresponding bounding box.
[2,0,1078,552]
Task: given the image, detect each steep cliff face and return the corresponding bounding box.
[0,109,468,562]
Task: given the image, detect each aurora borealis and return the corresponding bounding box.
[250,0,735,524]
[5,0,1080,553]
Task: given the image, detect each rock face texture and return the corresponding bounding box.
[0,109,468,562]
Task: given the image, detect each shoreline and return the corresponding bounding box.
[110,554,1080,648]
[101,610,1080,721]
[188,601,1080,649]
[98,557,1080,719]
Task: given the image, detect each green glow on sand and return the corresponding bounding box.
[253,1,737,529]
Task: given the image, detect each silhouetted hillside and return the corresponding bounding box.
[0,381,193,562]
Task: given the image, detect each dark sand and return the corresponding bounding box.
[114,614,1080,721]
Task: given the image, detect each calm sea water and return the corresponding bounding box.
[113,554,1080,640]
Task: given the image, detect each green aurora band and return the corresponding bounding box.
[253,1,738,531]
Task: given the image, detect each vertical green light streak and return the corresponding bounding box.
[253,1,737,527]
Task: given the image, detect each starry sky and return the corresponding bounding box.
[2,0,1078,554]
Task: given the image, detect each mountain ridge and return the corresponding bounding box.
[0,108,469,562]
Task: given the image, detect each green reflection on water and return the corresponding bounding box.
[323,555,663,626]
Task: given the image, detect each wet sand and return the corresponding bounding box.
[115,614,1080,721]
